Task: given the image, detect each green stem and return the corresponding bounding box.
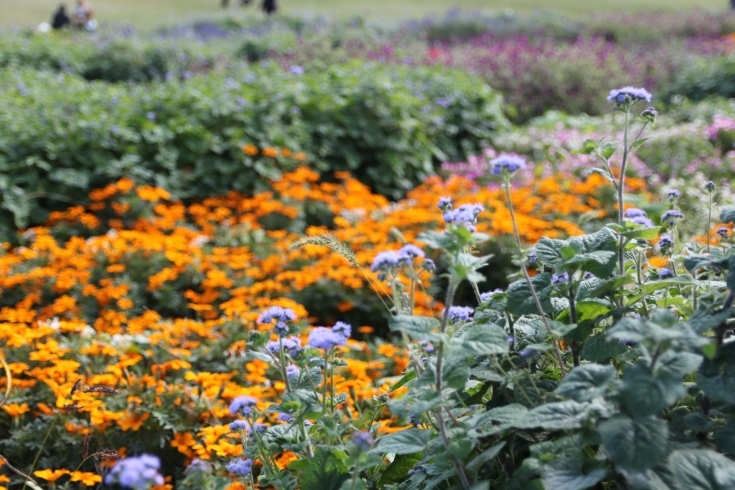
[618,110,630,277]
[708,190,713,254]
[503,175,566,377]
[23,416,57,490]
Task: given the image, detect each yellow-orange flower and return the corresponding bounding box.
[33,469,69,482]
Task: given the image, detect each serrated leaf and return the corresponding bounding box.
[554,364,616,402]
[514,401,593,430]
[629,137,651,153]
[598,414,668,472]
[600,141,618,159]
[620,362,685,417]
[456,324,509,356]
[662,449,735,490]
[300,449,350,490]
[377,453,424,486]
[374,428,431,455]
[542,457,606,490]
[579,139,599,155]
[442,355,470,390]
[720,205,735,225]
[506,273,553,316]
[389,315,440,341]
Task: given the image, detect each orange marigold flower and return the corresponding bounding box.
[70,471,102,485]
[262,147,278,158]
[33,469,69,482]
[242,144,258,156]
[2,403,30,417]
[293,152,308,161]
[281,148,292,158]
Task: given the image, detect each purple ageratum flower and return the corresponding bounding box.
[717,227,730,238]
[289,65,305,75]
[658,268,675,279]
[552,272,569,285]
[658,234,673,249]
[105,454,164,490]
[399,244,425,260]
[185,458,212,474]
[480,288,504,302]
[266,336,302,356]
[274,321,288,336]
[437,196,453,210]
[706,181,716,192]
[661,210,684,225]
[257,306,297,324]
[352,431,375,452]
[371,251,402,273]
[490,155,527,175]
[422,258,436,271]
[278,412,293,422]
[607,87,652,104]
[445,306,474,322]
[229,395,257,416]
[666,189,680,199]
[286,365,300,379]
[624,208,647,219]
[443,203,483,232]
[230,419,251,432]
[332,321,352,339]
[308,326,347,350]
[632,216,655,228]
[226,458,253,476]
[146,112,156,121]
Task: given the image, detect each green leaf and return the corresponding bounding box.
[621,225,661,240]
[600,141,618,159]
[377,453,423,486]
[554,364,617,402]
[506,273,553,316]
[581,333,627,362]
[598,414,668,472]
[514,401,594,430]
[620,362,686,417]
[456,324,510,356]
[720,205,735,225]
[579,139,599,155]
[300,449,351,490]
[389,315,440,341]
[662,449,735,490]
[541,457,606,490]
[575,301,610,323]
[466,442,506,472]
[629,137,651,153]
[442,355,470,390]
[607,316,682,345]
[715,420,735,454]
[374,429,431,455]
[390,370,417,392]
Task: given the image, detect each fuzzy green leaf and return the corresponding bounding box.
[598,414,668,472]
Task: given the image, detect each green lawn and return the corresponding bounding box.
[2,0,730,30]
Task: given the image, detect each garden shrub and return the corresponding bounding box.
[0,62,508,238]
[665,53,735,102]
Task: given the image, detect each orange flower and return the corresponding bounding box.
[2,403,30,417]
[293,152,308,161]
[242,144,258,156]
[262,147,278,158]
[281,148,292,158]
[70,471,103,485]
[33,469,69,482]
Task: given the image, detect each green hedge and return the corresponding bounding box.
[0,62,508,238]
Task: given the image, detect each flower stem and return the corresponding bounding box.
[22,415,57,490]
[503,175,566,377]
[618,109,630,277]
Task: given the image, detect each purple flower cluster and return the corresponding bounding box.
[444,306,474,322]
[230,420,251,432]
[489,154,527,174]
[105,454,164,490]
[624,208,654,228]
[229,395,258,416]
[607,86,652,103]
[308,322,352,350]
[551,272,569,285]
[226,458,253,476]
[286,365,300,379]
[258,306,297,337]
[480,288,504,302]
[661,210,684,225]
[352,431,375,452]
[266,336,303,357]
[717,227,730,238]
[370,244,425,273]
[658,268,675,279]
[666,189,680,199]
[658,234,673,250]
[442,202,484,232]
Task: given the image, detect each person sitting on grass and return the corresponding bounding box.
[51,4,70,30]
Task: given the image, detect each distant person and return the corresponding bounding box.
[262,0,277,15]
[73,0,94,29]
[51,4,71,30]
